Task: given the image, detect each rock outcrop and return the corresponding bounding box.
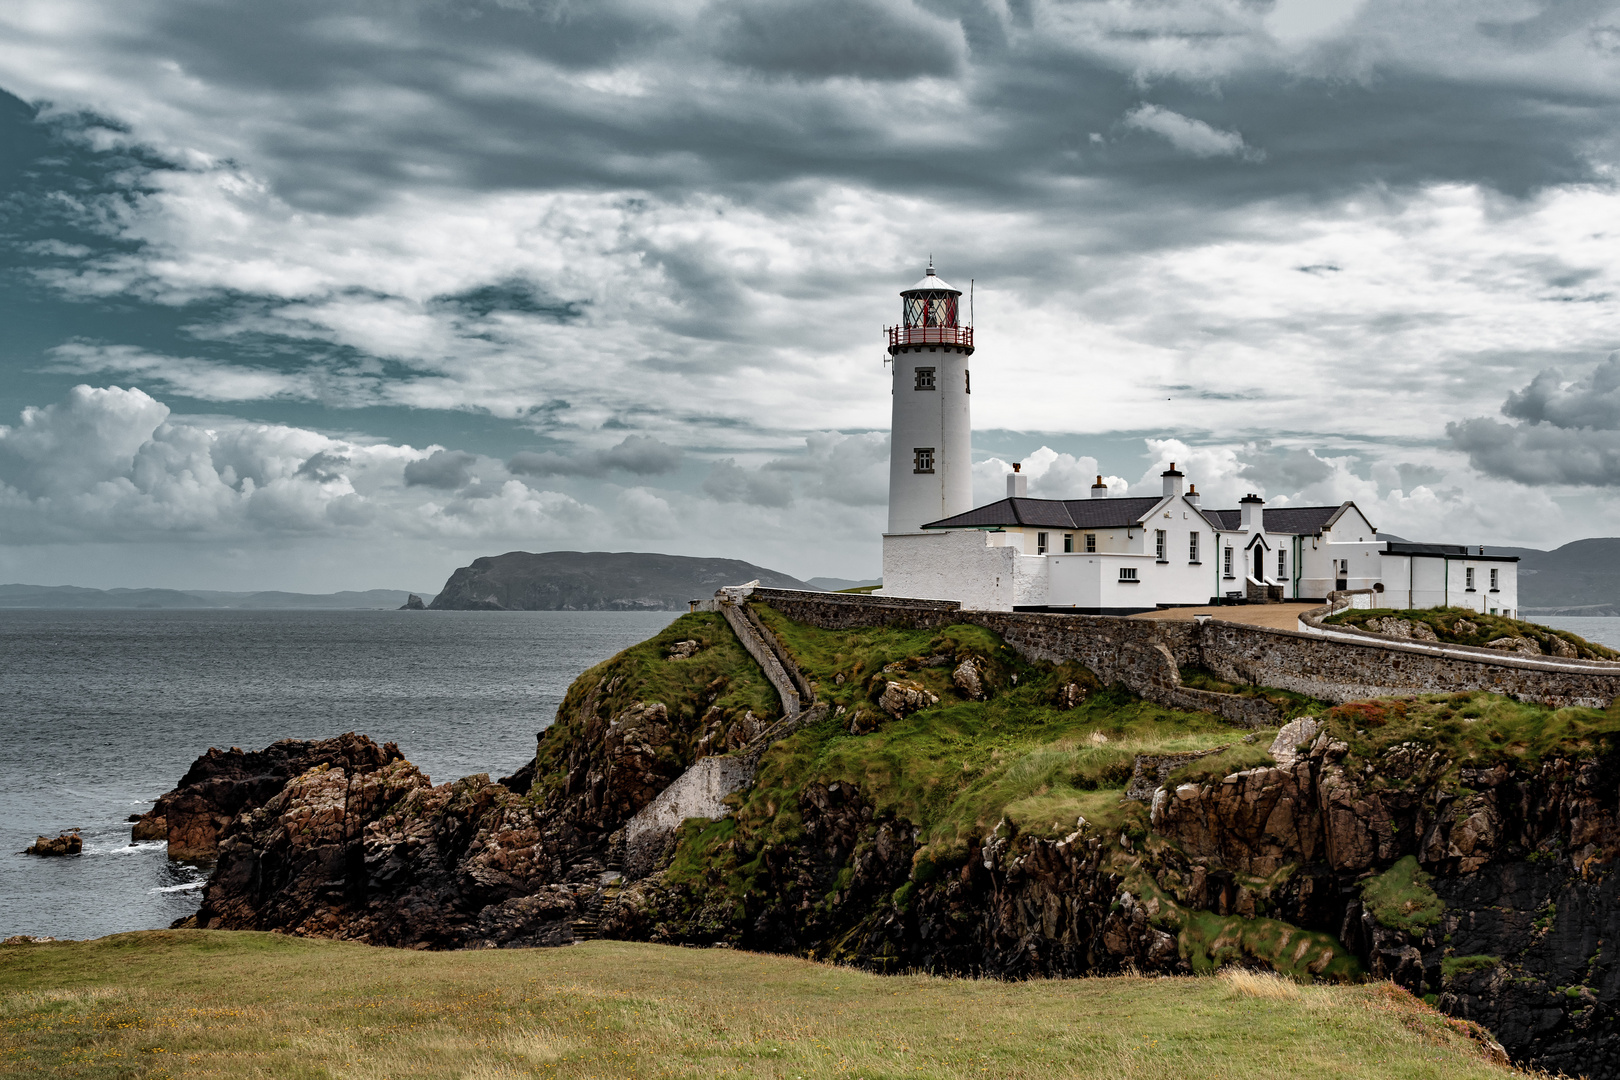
[24,830,81,856]
[427,550,819,611]
[399,593,426,610]
[132,734,406,861]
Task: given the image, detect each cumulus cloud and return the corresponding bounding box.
[1122,105,1262,161]
[404,449,478,489]
[703,458,796,508]
[1447,354,1620,487]
[0,384,594,544]
[507,435,683,479]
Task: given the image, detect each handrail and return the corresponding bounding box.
[886,325,973,350]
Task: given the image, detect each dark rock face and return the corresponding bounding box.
[426,550,819,611]
[132,734,406,862]
[24,830,82,856]
[399,593,426,610]
[154,694,1620,1075]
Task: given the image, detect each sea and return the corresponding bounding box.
[0,609,676,941]
[3,609,1614,943]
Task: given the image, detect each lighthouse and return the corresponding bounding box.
[885,263,974,534]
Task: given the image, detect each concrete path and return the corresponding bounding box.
[1127,603,1321,629]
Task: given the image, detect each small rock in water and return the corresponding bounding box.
[399,593,426,610]
[25,830,82,856]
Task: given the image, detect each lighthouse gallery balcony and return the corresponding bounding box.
[886,324,974,351]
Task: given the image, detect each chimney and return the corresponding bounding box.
[1240,492,1264,531]
[1006,462,1027,498]
[1161,461,1184,499]
[1185,483,1200,507]
[1090,474,1109,499]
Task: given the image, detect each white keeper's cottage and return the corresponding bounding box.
[874,266,1519,616]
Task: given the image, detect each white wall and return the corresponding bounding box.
[881,530,1033,611]
[1377,553,1518,616]
[887,347,973,533]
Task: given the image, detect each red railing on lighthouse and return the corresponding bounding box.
[887,325,974,350]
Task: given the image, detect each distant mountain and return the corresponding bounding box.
[806,577,881,592]
[428,551,820,611]
[1503,538,1620,615]
[0,585,427,610]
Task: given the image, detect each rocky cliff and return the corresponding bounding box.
[152,605,1620,1077]
[427,550,819,610]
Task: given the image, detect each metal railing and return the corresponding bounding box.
[886,325,973,350]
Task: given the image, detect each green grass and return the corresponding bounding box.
[1317,691,1620,780]
[1362,857,1444,933]
[1325,606,1618,660]
[0,932,1515,1079]
[529,612,781,802]
[1441,955,1501,979]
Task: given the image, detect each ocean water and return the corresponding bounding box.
[0,609,676,941]
[1528,616,1620,651]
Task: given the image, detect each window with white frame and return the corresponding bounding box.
[913,367,935,391]
[1155,529,1166,561]
[1188,532,1199,562]
[1037,532,1048,555]
[1490,567,1499,590]
[1119,567,1138,582]
[1223,547,1233,578]
[1466,566,1475,590]
[1278,549,1287,578]
[1063,533,1073,553]
[1085,533,1096,553]
[913,447,934,474]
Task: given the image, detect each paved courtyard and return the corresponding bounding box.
[1126,603,1320,629]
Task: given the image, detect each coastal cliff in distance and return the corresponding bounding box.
[426,550,820,611]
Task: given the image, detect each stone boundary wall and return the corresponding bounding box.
[750,587,1620,711]
[718,598,801,716]
[750,588,1282,728]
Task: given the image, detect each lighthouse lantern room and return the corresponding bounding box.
[886,263,975,535]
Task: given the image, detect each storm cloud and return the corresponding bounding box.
[6,0,1620,585]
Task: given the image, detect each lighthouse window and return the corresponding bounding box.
[914,367,936,391]
[965,370,970,394]
[913,447,935,474]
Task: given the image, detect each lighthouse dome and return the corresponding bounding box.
[900,265,962,296]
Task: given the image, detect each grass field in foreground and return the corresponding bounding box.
[0,932,1515,1080]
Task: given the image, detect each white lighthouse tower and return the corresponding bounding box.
[885,263,974,534]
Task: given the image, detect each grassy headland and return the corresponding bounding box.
[0,932,1515,1079]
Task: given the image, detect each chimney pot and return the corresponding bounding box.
[1090,474,1109,499]
[1006,465,1028,499]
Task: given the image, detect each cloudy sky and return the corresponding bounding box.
[2,0,1620,592]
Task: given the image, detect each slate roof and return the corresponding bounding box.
[922,498,1357,535]
[921,497,1164,530]
[1198,505,1347,535]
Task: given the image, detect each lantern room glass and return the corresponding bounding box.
[904,292,959,328]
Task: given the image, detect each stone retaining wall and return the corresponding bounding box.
[750,588,1620,711]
